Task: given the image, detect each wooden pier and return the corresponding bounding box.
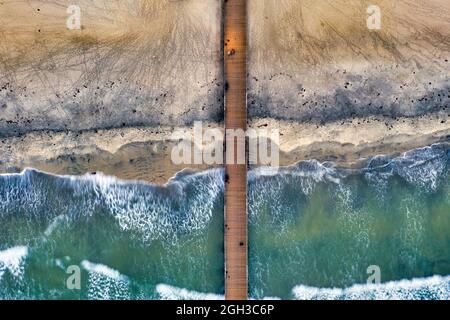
[224,0,248,300]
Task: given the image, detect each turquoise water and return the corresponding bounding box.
[0,143,449,300]
[249,143,450,299]
[0,169,225,299]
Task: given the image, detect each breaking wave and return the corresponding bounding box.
[292,275,450,300]
[0,246,28,281]
[0,143,448,300]
[0,168,224,244]
[155,284,280,300]
[156,284,224,300]
[248,143,449,220]
[81,260,130,300]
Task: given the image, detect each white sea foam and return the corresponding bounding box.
[292,275,450,300]
[393,146,447,191]
[81,260,127,281]
[0,246,28,280]
[81,260,130,300]
[87,168,224,243]
[0,144,446,230]
[156,284,224,300]
[248,160,342,221]
[0,168,225,244]
[249,160,340,184]
[156,284,281,300]
[364,144,448,192]
[44,215,68,237]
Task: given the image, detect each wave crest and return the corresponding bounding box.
[292,275,450,300]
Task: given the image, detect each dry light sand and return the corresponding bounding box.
[0,0,449,183]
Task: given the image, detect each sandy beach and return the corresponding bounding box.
[0,0,223,136]
[0,0,449,184]
[0,112,448,183]
[248,0,450,122]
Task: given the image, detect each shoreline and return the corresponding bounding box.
[1,113,448,184]
[0,124,219,185]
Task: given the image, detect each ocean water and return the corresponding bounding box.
[0,143,449,300]
[249,143,450,299]
[0,169,225,299]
